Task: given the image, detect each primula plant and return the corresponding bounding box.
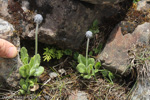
[76,31,115,82]
[18,14,44,95]
[76,31,101,79]
[77,54,101,79]
[19,47,44,94]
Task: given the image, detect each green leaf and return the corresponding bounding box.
[19,65,29,78]
[89,51,93,56]
[88,58,95,65]
[29,80,34,87]
[22,84,28,91]
[78,54,86,65]
[20,79,25,86]
[95,62,101,69]
[83,74,91,79]
[20,47,29,65]
[93,19,98,27]
[29,54,40,69]
[29,82,34,87]
[94,29,99,34]
[108,71,115,83]
[94,69,99,73]
[64,49,72,56]
[30,78,37,83]
[19,89,25,95]
[93,44,102,54]
[43,47,56,62]
[43,55,52,62]
[73,52,79,60]
[87,64,93,74]
[89,19,99,35]
[56,50,63,59]
[34,66,44,76]
[133,0,140,3]
[101,69,108,77]
[76,63,86,74]
[29,68,36,76]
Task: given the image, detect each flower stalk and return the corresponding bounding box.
[35,23,39,55]
[85,31,93,67]
[86,38,89,67]
[34,14,43,55]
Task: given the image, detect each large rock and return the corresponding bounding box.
[98,22,150,75]
[19,0,127,49]
[0,18,21,88]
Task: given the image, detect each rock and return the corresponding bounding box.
[128,44,150,100]
[49,72,58,79]
[0,18,21,88]
[98,22,150,75]
[21,0,30,12]
[68,90,88,100]
[58,69,66,75]
[0,0,10,17]
[20,0,127,49]
[80,0,124,4]
[137,0,150,11]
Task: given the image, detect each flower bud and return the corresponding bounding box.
[34,14,43,24]
[86,31,93,38]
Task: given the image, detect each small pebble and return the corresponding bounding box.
[49,72,58,79]
[58,69,66,75]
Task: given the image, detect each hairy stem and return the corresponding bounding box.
[86,38,90,67]
[35,23,39,55]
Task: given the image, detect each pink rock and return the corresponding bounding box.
[98,22,150,75]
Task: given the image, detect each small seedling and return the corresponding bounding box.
[89,44,103,56]
[89,19,99,35]
[99,69,115,84]
[43,47,64,62]
[43,47,73,62]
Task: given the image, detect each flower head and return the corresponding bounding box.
[34,14,43,24]
[86,31,93,38]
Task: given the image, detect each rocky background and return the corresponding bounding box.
[0,0,150,99]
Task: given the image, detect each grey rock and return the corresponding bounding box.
[98,22,150,75]
[0,0,10,17]
[21,0,126,49]
[137,0,150,11]
[0,18,21,88]
[128,45,150,100]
